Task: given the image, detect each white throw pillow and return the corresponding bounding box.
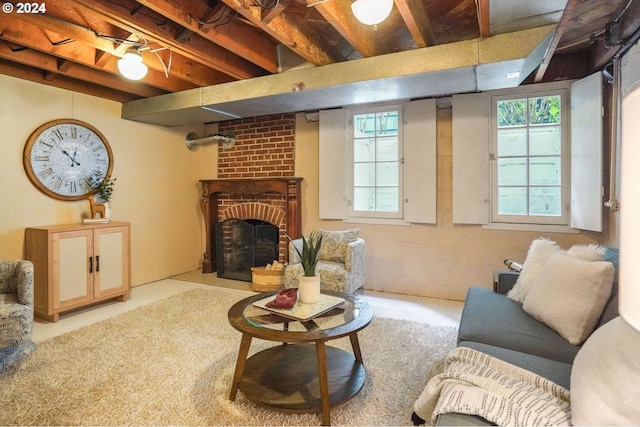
[571,317,640,425]
[522,251,614,345]
[507,238,561,303]
[566,243,607,262]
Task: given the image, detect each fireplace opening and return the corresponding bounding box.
[215,219,280,282]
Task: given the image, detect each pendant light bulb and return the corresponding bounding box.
[117,48,148,81]
[351,0,394,26]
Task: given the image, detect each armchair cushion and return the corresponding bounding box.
[318,228,359,262]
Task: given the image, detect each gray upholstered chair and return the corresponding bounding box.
[0,260,36,370]
[285,229,365,294]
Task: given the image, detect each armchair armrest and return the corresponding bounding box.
[494,270,519,294]
[16,260,34,307]
[344,238,365,271]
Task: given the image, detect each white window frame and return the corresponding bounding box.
[490,88,571,226]
[347,104,404,220]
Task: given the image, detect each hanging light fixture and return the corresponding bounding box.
[117,48,148,80]
[351,0,394,26]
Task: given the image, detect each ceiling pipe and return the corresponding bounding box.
[185,130,236,151]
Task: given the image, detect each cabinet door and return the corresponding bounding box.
[53,229,93,310]
[93,225,130,298]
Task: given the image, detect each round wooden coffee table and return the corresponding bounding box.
[227,291,373,426]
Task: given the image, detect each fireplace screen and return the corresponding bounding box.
[215,219,279,281]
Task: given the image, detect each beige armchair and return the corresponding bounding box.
[0,260,36,371]
[285,229,365,294]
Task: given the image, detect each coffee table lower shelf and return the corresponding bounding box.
[238,343,365,414]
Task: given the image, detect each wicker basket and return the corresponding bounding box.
[251,267,285,292]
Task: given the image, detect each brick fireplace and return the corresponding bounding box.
[199,114,302,276]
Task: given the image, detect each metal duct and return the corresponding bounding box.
[185,130,236,151]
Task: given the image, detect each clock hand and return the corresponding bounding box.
[62,150,81,167]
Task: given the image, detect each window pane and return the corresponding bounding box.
[529,156,561,185]
[530,126,561,155]
[529,96,561,124]
[354,163,375,186]
[377,112,399,136]
[498,158,527,185]
[354,187,375,211]
[376,162,398,186]
[497,99,526,127]
[376,187,399,212]
[376,137,398,161]
[498,187,527,215]
[354,113,376,138]
[497,128,527,156]
[530,187,561,216]
[354,138,375,161]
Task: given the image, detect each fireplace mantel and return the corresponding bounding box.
[199,178,303,273]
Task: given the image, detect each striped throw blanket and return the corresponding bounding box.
[413,347,571,426]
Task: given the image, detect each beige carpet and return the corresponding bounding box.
[0,288,457,426]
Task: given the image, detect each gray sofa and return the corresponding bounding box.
[413,247,619,426]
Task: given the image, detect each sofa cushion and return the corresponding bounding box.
[523,252,614,345]
[458,287,580,364]
[571,317,640,425]
[318,229,359,262]
[458,341,572,389]
[507,238,561,303]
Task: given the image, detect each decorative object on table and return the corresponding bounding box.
[22,119,113,201]
[288,231,322,304]
[89,172,116,219]
[251,260,286,292]
[254,292,346,322]
[265,288,298,309]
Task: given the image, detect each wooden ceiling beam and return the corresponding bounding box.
[65,0,267,79]
[589,0,640,71]
[134,0,280,73]
[262,0,290,25]
[477,0,490,38]
[0,16,198,93]
[221,0,342,65]
[395,0,437,47]
[0,58,139,102]
[0,41,167,97]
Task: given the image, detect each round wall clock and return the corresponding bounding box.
[23,119,113,201]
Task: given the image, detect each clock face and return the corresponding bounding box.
[23,119,113,201]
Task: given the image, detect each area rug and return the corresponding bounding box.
[0,288,457,426]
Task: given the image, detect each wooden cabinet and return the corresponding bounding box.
[25,221,131,322]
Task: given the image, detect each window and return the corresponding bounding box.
[350,107,402,219]
[491,89,569,225]
[319,99,436,225]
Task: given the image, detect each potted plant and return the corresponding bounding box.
[290,231,323,303]
[93,172,116,218]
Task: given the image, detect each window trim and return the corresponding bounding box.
[490,87,571,226]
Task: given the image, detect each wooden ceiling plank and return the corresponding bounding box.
[262,0,290,25]
[134,0,279,73]
[0,42,167,97]
[395,0,437,47]
[0,58,139,102]
[64,0,266,79]
[590,0,640,71]
[0,16,198,93]
[221,0,342,65]
[309,0,380,57]
[534,0,580,82]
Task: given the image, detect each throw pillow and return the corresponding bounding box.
[507,238,561,303]
[318,229,359,262]
[571,317,640,425]
[566,243,607,262]
[522,251,614,345]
